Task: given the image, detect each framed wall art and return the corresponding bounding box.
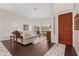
[74,13,79,30]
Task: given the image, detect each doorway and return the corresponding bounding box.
[58,12,73,45]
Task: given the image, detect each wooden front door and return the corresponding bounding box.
[58,12,73,45]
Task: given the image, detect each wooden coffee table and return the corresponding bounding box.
[10,35,23,43]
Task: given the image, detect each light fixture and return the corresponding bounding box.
[33,8,37,10]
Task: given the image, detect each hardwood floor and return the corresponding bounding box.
[65,45,77,56]
[2,40,55,56]
[2,40,77,56]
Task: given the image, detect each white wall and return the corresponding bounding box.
[51,15,58,43]
[0,16,1,39]
[40,18,51,26]
[74,30,79,55]
[52,3,74,14]
[0,8,33,41]
[73,6,79,55]
[31,18,51,27]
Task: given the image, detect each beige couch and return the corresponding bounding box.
[16,31,37,45]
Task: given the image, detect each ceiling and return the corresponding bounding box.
[0,3,79,19]
[0,3,52,19]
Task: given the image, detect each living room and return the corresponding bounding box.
[0,3,52,56]
[0,3,79,56]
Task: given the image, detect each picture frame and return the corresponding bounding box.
[74,13,79,30]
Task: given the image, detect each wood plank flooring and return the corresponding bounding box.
[65,45,77,56]
[2,40,77,56]
[2,40,55,56]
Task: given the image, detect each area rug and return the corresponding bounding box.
[33,36,46,44]
[44,44,66,56]
[0,42,11,56]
